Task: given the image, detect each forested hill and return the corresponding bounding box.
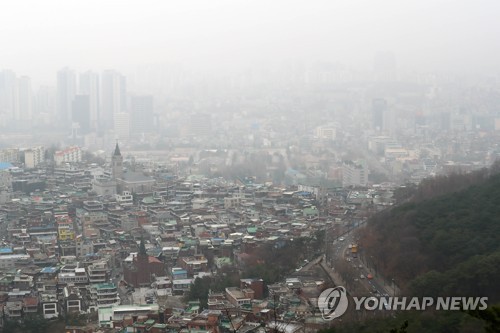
[360,164,500,302]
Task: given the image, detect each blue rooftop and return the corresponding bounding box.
[173,270,187,275]
[41,267,58,274]
[0,162,13,170]
[0,248,13,254]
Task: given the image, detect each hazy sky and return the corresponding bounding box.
[1,0,499,84]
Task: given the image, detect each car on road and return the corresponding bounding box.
[339,237,345,241]
[360,274,366,279]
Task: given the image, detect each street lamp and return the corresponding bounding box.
[391,278,396,297]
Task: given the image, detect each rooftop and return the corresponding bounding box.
[94,283,117,290]
[0,248,13,254]
[121,171,155,183]
[0,162,13,170]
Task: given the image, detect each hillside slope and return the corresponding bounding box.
[359,167,500,301]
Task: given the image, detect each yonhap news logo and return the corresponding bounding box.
[318,286,349,320]
[318,286,488,321]
[352,296,488,312]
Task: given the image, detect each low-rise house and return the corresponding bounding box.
[172,279,192,295]
[40,293,59,319]
[13,274,34,290]
[22,296,39,314]
[179,255,208,276]
[186,310,221,333]
[87,261,109,284]
[63,286,85,314]
[225,287,254,308]
[240,278,264,300]
[97,304,160,328]
[171,268,188,280]
[4,301,22,319]
[58,268,89,286]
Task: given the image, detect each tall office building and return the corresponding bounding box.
[372,98,387,131]
[130,95,154,134]
[342,160,369,187]
[57,68,77,125]
[102,70,126,129]
[18,76,32,121]
[24,146,45,169]
[72,95,91,134]
[0,70,19,121]
[79,71,100,131]
[34,86,56,120]
[114,112,130,139]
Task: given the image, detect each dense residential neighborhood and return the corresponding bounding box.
[0,141,403,332]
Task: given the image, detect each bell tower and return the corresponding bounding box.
[112,142,123,181]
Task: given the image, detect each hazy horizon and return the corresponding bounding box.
[1,0,500,86]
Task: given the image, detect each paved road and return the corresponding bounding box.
[292,220,397,299]
[325,223,395,297]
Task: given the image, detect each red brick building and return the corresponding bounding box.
[240,278,264,300]
[123,240,166,287]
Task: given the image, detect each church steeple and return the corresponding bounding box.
[139,238,147,257]
[112,142,123,181]
[114,142,121,156]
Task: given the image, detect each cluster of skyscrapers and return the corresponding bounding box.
[0,68,155,139]
[0,70,32,124]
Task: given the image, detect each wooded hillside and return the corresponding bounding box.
[359,164,500,301]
